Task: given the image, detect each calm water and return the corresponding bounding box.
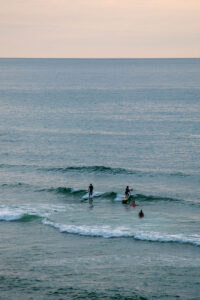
[0,58,200,299]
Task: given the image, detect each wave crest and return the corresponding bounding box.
[0,211,40,222]
[42,219,200,246]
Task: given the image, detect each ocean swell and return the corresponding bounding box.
[0,181,183,204]
[0,163,195,178]
[40,187,178,203]
[38,186,182,204]
[44,165,130,175]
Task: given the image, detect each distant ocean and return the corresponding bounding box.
[0,58,200,299]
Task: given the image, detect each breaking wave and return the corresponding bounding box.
[0,204,67,222]
[42,219,200,246]
[0,212,40,222]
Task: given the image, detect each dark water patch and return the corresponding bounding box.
[0,182,81,196]
[0,163,41,175]
[133,194,180,203]
[169,171,191,178]
[0,182,34,190]
[0,182,43,194]
[47,286,147,300]
[40,187,72,194]
[55,187,75,194]
[0,274,41,291]
[44,165,132,175]
[18,214,41,222]
[100,191,118,200]
[41,186,86,196]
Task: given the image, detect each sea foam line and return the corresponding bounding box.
[42,219,200,246]
[42,219,130,238]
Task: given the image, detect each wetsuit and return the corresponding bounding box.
[125,187,131,197]
[88,185,93,198]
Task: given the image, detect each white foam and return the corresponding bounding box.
[114,194,124,201]
[81,191,103,200]
[0,204,67,222]
[42,219,130,238]
[133,231,200,246]
[0,208,23,221]
[70,188,79,192]
[42,219,200,246]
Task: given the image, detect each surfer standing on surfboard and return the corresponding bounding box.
[88,183,94,199]
[125,186,132,198]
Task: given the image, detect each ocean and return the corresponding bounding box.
[0,58,200,299]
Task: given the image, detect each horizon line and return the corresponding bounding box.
[0,57,200,60]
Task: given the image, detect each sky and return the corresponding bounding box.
[1,0,200,58]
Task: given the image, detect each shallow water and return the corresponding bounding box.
[0,58,200,299]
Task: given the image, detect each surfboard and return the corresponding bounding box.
[122,195,130,204]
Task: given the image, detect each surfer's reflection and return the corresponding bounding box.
[89,197,93,209]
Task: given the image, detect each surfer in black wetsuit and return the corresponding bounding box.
[125,186,132,198]
[88,184,94,198]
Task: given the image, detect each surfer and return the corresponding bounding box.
[88,183,94,199]
[122,186,133,204]
[125,186,132,198]
[139,210,144,218]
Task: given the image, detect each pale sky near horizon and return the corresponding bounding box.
[1,0,200,58]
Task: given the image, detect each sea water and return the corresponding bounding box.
[0,58,200,299]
